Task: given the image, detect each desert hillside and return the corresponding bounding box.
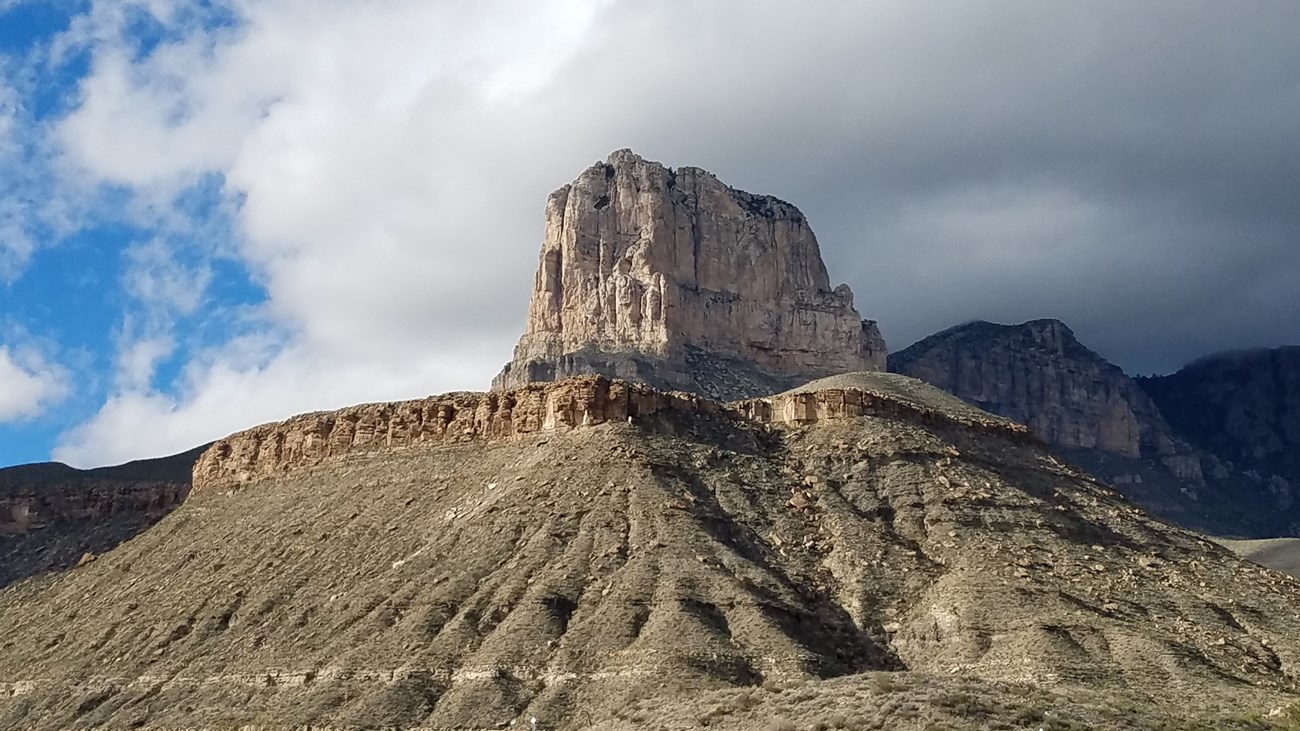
[2,375,1299,729]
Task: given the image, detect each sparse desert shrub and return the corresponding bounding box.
[934,691,991,718]
[734,690,760,710]
[869,674,896,693]
[1013,706,1045,724]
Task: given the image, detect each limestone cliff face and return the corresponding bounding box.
[888,319,1198,473]
[193,378,713,490]
[493,149,884,401]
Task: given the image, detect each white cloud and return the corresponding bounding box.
[122,238,211,315]
[114,334,174,392]
[53,334,508,467]
[53,0,617,465]
[0,345,69,422]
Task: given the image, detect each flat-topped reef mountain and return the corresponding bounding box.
[3,374,1300,730]
[493,150,885,401]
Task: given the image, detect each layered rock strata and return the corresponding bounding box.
[8,365,1300,729]
[194,374,1033,491]
[493,149,885,401]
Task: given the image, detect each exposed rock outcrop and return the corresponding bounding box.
[0,481,187,536]
[1141,347,1300,525]
[194,374,1032,491]
[882,319,1285,533]
[888,319,1196,469]
[493,149,884,401]
[889,321,1300,537]
[193,378,712,489]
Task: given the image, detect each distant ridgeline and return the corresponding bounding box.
[891,319,1300,537]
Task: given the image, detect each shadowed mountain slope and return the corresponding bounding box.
[0,446,204,589]
[1141,347,1300,535]
[1,376,1299,729]
[887,319,1300,537]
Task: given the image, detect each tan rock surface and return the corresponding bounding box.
[193,374,1032,491]
[494,150,885,401]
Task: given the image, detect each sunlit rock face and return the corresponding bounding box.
[493,149,885,401]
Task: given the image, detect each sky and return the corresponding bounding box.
[0,0,1297,469]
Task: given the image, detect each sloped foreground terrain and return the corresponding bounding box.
[2,375,1300,730]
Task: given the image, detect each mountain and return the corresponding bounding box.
[493,149,886,401]
[2,374,1299,730]
[1140,347,1300,532]
[885,320,1233,529]
[889,321,1300,538]
[0,446,203,589]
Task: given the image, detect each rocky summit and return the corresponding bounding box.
[493,150,885,401]
[4,374,1300,730]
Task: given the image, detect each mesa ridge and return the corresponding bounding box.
[192,373,1034,491]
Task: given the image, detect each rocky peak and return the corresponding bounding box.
[493,149,885,401]
[888,319,1191,464]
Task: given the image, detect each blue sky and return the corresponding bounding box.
[0,1,263,466]
[1,1,1297,469]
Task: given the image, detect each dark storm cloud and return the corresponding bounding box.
[507,0,1300,375]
